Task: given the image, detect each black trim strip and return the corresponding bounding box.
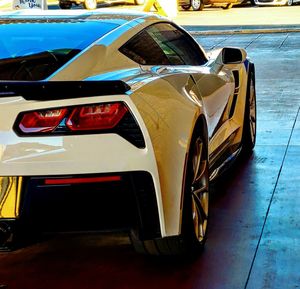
[0,81,131,100]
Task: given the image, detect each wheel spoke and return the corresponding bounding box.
[192,140,202,183]
[193,160,208,185]
[190,136,209,241]
[248,76,256,144]
[192,191,208,222]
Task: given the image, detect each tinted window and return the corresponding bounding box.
[0,20,119,80]
[120,22,207,66]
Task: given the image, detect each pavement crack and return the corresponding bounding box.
[245,34,262,49]
[279,33,289,49]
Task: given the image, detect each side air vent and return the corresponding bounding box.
[229,71,240,118]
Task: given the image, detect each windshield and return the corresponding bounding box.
[0,20,119,80]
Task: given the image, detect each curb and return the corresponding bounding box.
[187,27,300,35]
[181,24,300,35]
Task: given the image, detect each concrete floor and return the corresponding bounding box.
[0,33,299,289]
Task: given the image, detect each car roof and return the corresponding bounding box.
[0,9,164,26]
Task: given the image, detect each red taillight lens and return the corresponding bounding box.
[19,109,68,133]
[17,102,128,134]
[66,103,128,131]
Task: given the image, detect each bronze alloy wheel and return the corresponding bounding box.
[129,132,209,256]
[190,136,209,242]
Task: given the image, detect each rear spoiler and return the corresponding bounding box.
[0,81,131,101]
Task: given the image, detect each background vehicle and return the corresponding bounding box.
[0,10,256,256]
[253,0,299,5]
[179,0,242,10]
[59,0,144,10]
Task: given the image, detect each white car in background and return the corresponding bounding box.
[254,0,298,5]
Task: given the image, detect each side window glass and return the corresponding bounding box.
[119,29,170,65]
[120,22,207,66]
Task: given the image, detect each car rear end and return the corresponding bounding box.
[0,12,164,249]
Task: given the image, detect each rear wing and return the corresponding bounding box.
[0,81,131,101]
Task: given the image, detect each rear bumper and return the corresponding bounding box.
[0,171,161,249]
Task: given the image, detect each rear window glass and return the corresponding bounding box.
[0,20,118,80]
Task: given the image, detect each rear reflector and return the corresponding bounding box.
[44,176,122,185]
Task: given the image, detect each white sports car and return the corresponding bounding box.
[0,10,256,256]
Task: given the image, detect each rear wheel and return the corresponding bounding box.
[286,0,293,5]
[130,130,209,256]
[83,0,97,9]
[191,0,204,10]
[241,63,256,156]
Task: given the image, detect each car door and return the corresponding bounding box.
[127,22,233,155]
[119,22,235,158]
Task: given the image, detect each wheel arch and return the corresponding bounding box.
[179,113,209,234]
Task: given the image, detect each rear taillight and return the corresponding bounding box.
[19,109,68,133]
[66,103,127,131]
[16,102,128,134]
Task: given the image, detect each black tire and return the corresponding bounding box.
[83,0,97,9]
[181,4,191,9]
[59,1,72,9]
[241,63,256,156]
[134,0,144,4]
[130,128,209,256]
[286,0,293,5]
[191,0,204,10]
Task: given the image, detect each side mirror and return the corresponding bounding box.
[222,47,244,64]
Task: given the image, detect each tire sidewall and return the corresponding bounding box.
[242,63,257,154]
